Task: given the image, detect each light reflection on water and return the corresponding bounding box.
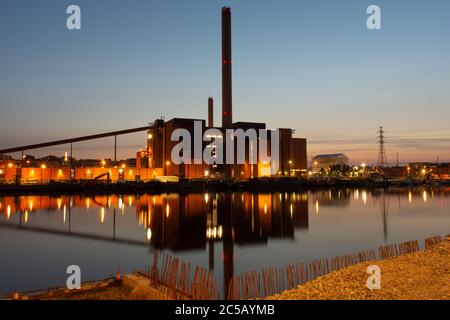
[0,187,449,297]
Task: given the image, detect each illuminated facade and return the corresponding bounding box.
[136,118,307,180]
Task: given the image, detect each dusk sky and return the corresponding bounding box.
[1,0,450,165]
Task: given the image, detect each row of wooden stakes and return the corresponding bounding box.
[143,251,219,300]
[227,234,447,300]
[139,234,447,300]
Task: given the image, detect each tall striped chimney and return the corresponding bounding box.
[208,97,214,127]
[222,7,232,128]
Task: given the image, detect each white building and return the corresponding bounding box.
[312,153,349,173]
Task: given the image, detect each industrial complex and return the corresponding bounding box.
[136,8,307,180]
[0,7,307,184]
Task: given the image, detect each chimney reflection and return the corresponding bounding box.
[0,191,310,297]
[132,191,309,297]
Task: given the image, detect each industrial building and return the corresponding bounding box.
[136,7,307,180]
[311,153,349,174]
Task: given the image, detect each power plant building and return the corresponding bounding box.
[136,7,307,180]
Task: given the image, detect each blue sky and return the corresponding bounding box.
[1,0,450,164]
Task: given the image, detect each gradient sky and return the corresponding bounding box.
[1,0,450,165]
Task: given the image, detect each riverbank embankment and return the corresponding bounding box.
[268,237,450,300]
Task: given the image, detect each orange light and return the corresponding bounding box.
[8,163,13,168]
[165,204,170,218]
[41,164,47,169]
[166,161,170,166]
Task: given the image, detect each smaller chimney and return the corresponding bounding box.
[208,97,214,127]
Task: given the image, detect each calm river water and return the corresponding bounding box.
[0,187,449,297]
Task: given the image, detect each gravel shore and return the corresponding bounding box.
[268,238,450,300]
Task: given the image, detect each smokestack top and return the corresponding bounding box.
[208,97,214,127]
[221,6,233,128]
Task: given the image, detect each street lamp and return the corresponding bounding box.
[165,161,170,175]
[288,160,292,176]
[40,164,46,184]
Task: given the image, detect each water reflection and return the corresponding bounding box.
[0,188,447,244]
[0,192,309,295]
[0,187,449,296]
[310,189,352,208]
[0,192,310,245]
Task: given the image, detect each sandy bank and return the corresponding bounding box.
[268,238,450,300]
